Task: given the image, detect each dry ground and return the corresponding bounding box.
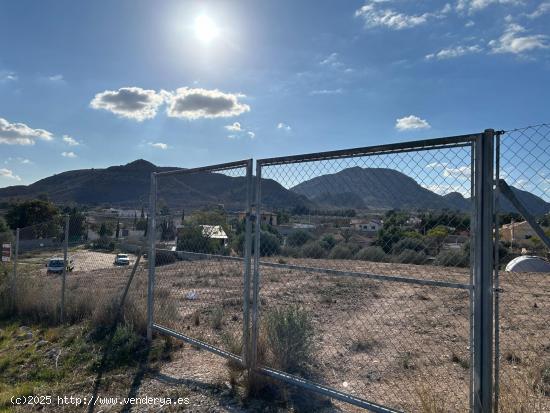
[11,249,549,412]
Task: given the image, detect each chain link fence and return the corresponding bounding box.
[252,137,476,412]
[150,160,253,364]
[495,124,550,412]
[2,125,549,412]
[4,213,148,328]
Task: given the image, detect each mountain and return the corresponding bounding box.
[1,162,547,216]
[0,160,311,211]
[291,167,550,215]
[292,167,454,210]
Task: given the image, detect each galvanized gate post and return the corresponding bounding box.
[242,160,254,368]
[61,214,69,323]
[147,172,157,342]
[472,129,495,413]
[250,162,262,370]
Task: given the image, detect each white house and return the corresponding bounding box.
[350,218,383,233]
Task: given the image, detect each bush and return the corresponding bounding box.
[328,244,354,260]
[91,236,115,251]
[393,249,428,265]
[434,250,469,267]
[286,230,313,247]
[155,250,177,266]
[392,237,427,254]
[319,234,337,251]
[233,230,281,257]
[355,246,387,262]
[300,241,327,259]
[280,246,302,258]
[264,306,314,374]
[177,225,219,254]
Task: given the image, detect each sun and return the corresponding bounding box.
[194,15,219,43]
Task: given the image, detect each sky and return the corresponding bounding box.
[0,0,549,190]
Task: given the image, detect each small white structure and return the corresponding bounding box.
[201,225,228,246]
[505,256,550,272]
[351,219,382,232]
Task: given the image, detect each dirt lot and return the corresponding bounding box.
[12,251,549,412]
[151,256,550,413]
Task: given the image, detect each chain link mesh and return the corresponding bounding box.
[254,141,474,411]
[496,124,550,412]
[152,163,252,359]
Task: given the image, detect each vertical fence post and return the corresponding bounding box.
[250,162,262,370]
[147,172,157,342]
[242,160,254,368]
[493,131,502,413]
[472,129,495,413]
[12,228,20,309]
[61,214,69,324]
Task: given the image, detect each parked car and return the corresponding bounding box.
[114,253,130,266]
[46,257,74,274]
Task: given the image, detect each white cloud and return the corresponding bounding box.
[443,166,471,178]
[277,122,292,132]
[426,44,483,60]
[4,157,32,165]
[310,88,344,95]
[0,168,21,181]
[457,0,525,13]
[62,135,80,146]
[489,24,549,54]
[355,2,450,30]
[48,74,64,82]
[424,183,470,197]
[0,117,54,145]
[395,115,431,131]
[165,88,250,119]
[320,53,345,69]
[61,151,77,158]
[426,162,448,169]
[90,87,165,121]
[148,142,168,150]
[0,71,17,82]
[525,2,550,18]
[225,122,243,132]
[223,121,255,139]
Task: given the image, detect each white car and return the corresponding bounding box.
[46,257,74,274]
[114,253,130,266]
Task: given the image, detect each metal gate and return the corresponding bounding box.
[251,132,494,412]
[494,125,550,413]
[148,160,254,366]
[145,131,507,412]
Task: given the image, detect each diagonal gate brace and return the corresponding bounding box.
[498,179,550,250]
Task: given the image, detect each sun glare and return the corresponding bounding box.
[194,15,219,43]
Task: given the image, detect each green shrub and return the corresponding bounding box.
[300,241,327,259]
[393,249,428,265]
[259,231,281,256]
[280,246,302,258]
[286,230,313,247]
[355,246,387,262]
[177,225,219,254]
[392,237,427,254]
[319,234,337,251]
[433,250,469,267]
[264,306,314,374]
[328,244,354,260]
[91,236,115,251]
[155,250,177,266]
[233,230,281,257]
